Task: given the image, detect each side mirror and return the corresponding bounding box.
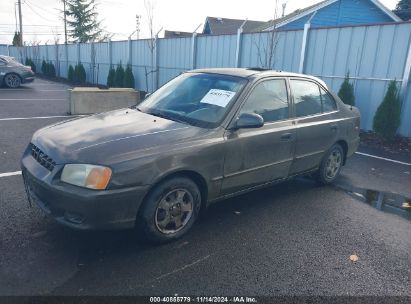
[234,113,264,130]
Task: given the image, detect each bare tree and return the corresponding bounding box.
[255,0,281,69]
[144,0,158,92]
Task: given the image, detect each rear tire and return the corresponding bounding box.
[315,144,344,185]
[4,73,21,88]
[137,177,201,244]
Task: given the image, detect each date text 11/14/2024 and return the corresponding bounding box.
[149,296,258,303]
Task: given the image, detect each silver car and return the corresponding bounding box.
[0,55,35,88]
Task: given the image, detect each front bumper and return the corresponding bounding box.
[23,76,35,83]
[21,147,150,230]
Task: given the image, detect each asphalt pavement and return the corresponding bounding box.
[0,78,410,297]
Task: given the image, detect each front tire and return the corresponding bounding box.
[315,144,344,185]
[4,73,21,88]
[137,177,201,243]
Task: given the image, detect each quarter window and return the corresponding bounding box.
[290,80,322,117]
[321,88,337,112]
[240,79,289,123]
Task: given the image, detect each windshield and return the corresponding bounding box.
[137,73,247,128]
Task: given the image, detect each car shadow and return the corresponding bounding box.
[45,177,321,262]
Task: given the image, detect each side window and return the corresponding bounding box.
[290,80,322,117]
[321,88,337,112]
[240,79,289,123]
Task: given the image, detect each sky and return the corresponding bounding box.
[0,0,400,45]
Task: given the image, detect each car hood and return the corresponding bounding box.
[32,109,206,165]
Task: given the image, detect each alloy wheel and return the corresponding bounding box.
[325,148,342,179]
[154,189,194,234]
[5,74,21,88]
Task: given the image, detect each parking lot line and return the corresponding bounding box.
[0,171,21,178]
[0,89,67,92]
[0,98,65,101]
[0,115,85,121]
[355,152,411,166]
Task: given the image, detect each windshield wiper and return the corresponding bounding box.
[146,110,188,125]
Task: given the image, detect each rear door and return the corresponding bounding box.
[221,78,296,195]
[288,78,339,175]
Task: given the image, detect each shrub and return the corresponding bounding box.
[373,80,401,140]
[25,58,36,73]
[338,73,355,106]
[123,65,135,88]
[72,63,86,83]
[29,59,36,73]
[77,63,86,83]
[41,60,47,74]
[68,65,74,82]
[114,62,125,88]
[107,66,116,87]
[48,62,56,77]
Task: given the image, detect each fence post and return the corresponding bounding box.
[299,23,311,74]
[155,35,159,90]
[298,12,316,74]
[45,43,49,62]
[76,42,80,64]
[191,32,198,69]
[235,20,248,68]
[108,39,112,67]
[65,43,68,77]
[235,27,243,68]
[128,37,132,65]
[400,41,411,101]
[91,42,95,83]
[56,43,59,77]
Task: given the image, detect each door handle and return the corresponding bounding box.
[281,133,293,141]
[330,124,338,131]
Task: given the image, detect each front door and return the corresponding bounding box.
[221,78,295,195]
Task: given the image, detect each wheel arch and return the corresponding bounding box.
[335,139,348,165]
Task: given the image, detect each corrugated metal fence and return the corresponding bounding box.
[2,22,411,137]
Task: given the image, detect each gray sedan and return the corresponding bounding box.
[0,55,35,88]
[21,68,360,243]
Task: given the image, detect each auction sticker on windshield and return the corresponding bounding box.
[200,89,236,108]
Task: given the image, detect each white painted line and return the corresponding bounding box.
[0,171,22,178]
[0,99,65,101]
[22,84,68,86]
[355,152,411,166]
[0,89,67,92]
[153,255,211,281]
[0,115,85,121]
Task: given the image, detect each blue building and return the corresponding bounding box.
[262,0,401,31]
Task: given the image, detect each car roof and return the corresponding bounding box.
[188,68,328,88]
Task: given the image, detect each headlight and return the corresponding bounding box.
[61,164,112,190]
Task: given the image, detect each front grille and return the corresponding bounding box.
[30,144,56,171]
